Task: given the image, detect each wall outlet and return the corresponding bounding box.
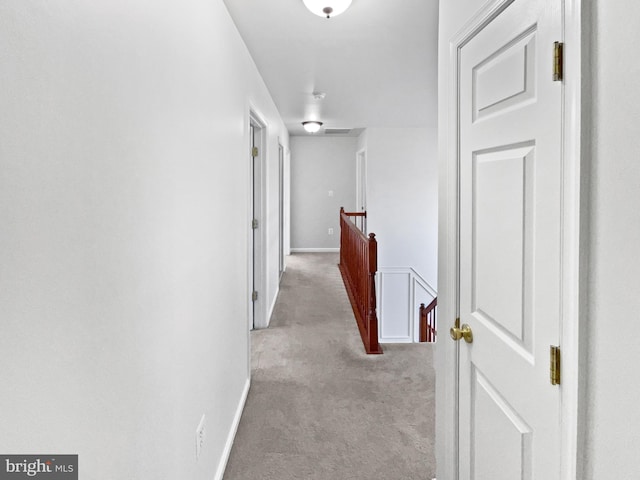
[328,228,334,235]
[196,414,206,460]
[328,190,334,197]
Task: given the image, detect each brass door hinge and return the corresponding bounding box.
[252,147,259,157]
[553,42,564,81]
[252,291,258,302]
[550,345,561,385]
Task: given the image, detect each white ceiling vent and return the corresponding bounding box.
[324,128,352,135]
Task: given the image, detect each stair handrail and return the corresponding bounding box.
[338,207,382,354]
[419,297,438,342]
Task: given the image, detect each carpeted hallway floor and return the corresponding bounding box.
[223,253,436,480]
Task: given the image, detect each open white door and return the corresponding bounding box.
[456,0,563,478]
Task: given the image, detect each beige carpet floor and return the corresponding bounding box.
[223,253,436,480]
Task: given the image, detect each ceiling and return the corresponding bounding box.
[222,0,439,136]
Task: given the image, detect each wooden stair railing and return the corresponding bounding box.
[338,207,382,354]
[419,297,438,342]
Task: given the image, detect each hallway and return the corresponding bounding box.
[223,253,435,479]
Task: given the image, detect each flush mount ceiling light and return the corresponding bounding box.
[302,121,323,133]
[302,0,352,18]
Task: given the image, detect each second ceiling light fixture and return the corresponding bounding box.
[302,0,352,19]
[302,121,323,133]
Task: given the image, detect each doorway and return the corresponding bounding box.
[250,113,266,330]
[356,149,367,233]
[278,143,285,279]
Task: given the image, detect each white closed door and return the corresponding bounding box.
[457,0,563,478]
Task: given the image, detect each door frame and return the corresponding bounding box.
[283,145,291,259]
[435,0,585,478]
[278,142,285,280]
[248,109,268,331]
[356,148,367,233]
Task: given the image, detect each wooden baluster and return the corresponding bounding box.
[418,297,437,343]
[338,208,382,354]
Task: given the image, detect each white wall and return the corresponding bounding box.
[359,127,438,342]
[581,1,640,477]
[290,136,357,251]
[365,128,438,284]
[0,1,287,478]
[437,1,640,479]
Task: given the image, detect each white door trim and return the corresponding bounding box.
[559,1,585,478]
[436,1,583,479]
[356,148,367,232]
[278,142,285,279]
[284,146,291,257]
[248,108,268,331]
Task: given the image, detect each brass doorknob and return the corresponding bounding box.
[450,323,473,343]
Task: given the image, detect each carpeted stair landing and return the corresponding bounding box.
[223,253,436,480]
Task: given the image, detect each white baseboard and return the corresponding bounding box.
[290,248,339,253]
[213,378,250,480]
[380,337,414,344]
